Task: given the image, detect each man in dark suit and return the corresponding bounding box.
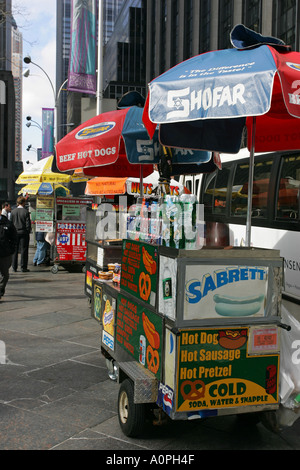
[10,196,31,273]
[0,212,17,299]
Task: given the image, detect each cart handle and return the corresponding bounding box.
[278,322,291,331]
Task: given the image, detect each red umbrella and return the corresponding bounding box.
[56,106,156,178]
[142,24,300,244]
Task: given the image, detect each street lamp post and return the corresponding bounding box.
[23,56,56,103]
[26,116,42,131]
[26,145,37,153]
[23,56,69,143]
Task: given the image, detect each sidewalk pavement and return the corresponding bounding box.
[0,245,300,451]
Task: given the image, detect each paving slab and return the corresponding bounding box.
[0,246,299,452]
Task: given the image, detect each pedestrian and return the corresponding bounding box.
[10,196,31,273]
[33,231,48,266]
[0,212,17,300]
[1,202,12,220]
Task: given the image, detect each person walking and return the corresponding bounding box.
[1,202,12,220]
[0,212,17,300]
[10,196,31,273]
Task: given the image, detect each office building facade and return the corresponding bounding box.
[0,0,22,201]
[56,0,123,142]
[144,0,300,86]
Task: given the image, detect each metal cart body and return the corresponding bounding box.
[97,239,285,436]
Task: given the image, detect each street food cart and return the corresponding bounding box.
[51,196,93,273]
[95,193,285,436]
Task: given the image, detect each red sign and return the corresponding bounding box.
[56,223,86,261]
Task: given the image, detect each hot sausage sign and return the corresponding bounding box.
[176,328,279,413]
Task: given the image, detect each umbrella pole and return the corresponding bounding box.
[245,116,256,247]
[140,165,144,199]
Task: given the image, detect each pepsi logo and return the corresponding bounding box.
[75,122,116,140]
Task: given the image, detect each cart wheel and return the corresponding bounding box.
[118,379,146,437]
[51,265,59,274]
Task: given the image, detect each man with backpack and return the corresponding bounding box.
[0,211,17,300]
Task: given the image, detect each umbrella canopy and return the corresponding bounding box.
[56,106,156,178]
[55,106,211,178]
[16,156,73,185]
[142,24,300,244]
[143,25,300,153]
[18,182,70,197]
[84,171,189,197]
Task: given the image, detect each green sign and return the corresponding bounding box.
[62,205,80,218]
[120,240,158,308]
[116,293,162,378]
[93,283,103,322]
[36,208,53,221]
[176,328,279,412]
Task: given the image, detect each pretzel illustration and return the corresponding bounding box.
[146,345,159,374]
[139,272,151,301]
[180,380,205,401]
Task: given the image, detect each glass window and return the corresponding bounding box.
[231,159,273,218]
[199,0,211,53]
[218,0,234,50]
[276,154,300,220]
[203,167,230,215]
[272,0,296,49]
[242,0,262,31]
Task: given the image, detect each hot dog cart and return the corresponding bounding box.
[98,236,286,437]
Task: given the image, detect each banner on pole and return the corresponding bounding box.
[42,108,54,159]
[68,0,97,95]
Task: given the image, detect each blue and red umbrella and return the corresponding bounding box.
[56,105,213,180]
[142,24,300,243]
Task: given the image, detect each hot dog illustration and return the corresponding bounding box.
[142,246,157,275]
[213,293,264,317]
[142,312,160,350]
[218,329,247,349]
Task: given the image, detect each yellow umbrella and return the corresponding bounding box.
[18,182,70,196]
[16,156,74,185]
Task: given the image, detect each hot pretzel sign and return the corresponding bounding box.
[176,328,279,412]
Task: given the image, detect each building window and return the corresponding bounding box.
[242,0,262,31]
[170,0,179,67]
[183,0,193,60]
[199,0,211,53]
[160,0,167,73]
[218,0,234,50]
[272,0,297,48]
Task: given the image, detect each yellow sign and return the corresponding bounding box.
[37,197,54,209]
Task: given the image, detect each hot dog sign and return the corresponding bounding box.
[176,328,279,413]
[184,264,268,320]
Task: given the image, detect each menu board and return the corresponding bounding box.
[176,328,279,413]
[116,293,163,378]
[120,240,158,308]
